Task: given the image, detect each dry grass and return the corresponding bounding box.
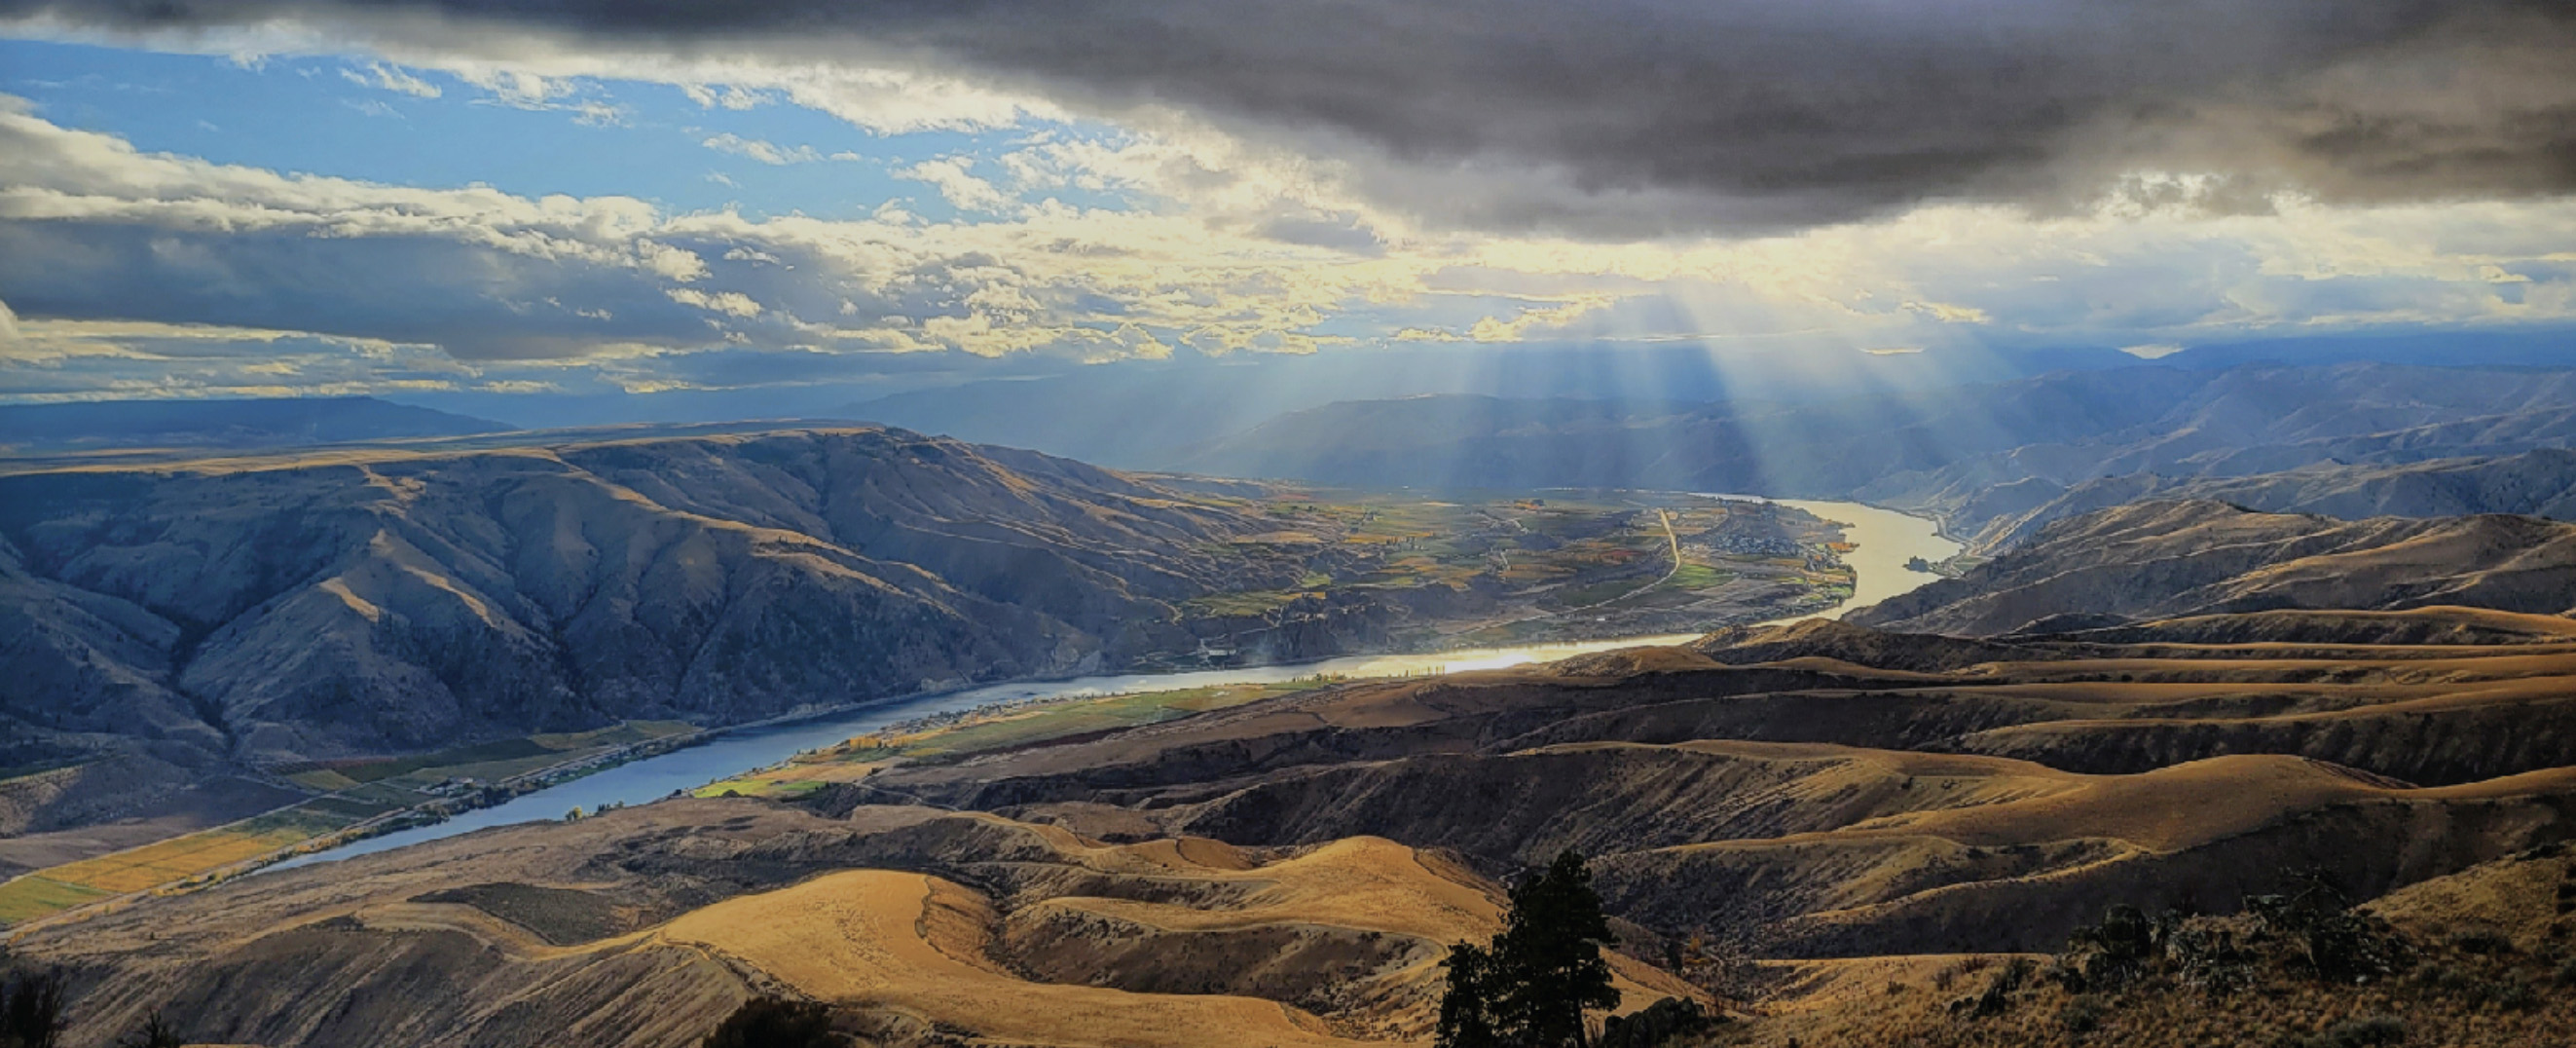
[658,870,1367,1048]
[37,807,348,894]
[1707,849,2576,1048]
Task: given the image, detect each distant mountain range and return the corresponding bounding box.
[839,342,2153,468]
[1171,362,2576,541]
[0,428,1296,764]
[0,396,511,453]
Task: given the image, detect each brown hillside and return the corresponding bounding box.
[1851,501,2576,636]
[856,611,2576,961]
[0,428,1292,760]
[19,800,1694,1048]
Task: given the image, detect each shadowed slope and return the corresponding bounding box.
[0,428,1285,759]
[852,610,2576,958]
[1852,501,2576,636]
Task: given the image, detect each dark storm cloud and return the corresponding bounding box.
[9,0,2575,236]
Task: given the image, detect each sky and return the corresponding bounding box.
[1,1,2572,418]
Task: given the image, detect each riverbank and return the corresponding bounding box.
[23,495,1954,909]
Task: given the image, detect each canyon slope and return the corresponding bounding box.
[24,595,2575,1046]
[1851,500,2576,636]
[1934,447,2576,555]
[6,411,2574,1046]
[0,428,1308,764]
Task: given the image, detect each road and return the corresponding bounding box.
[1560,509,1682,614]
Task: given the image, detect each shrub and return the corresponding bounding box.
[1949,957,2036,1019]
[2558,954,2576,986]
[2250,880,2410,983]
[2163,919,2257,995]
[2447,926,2513,955]
[2058,993,2106,1034]
[0,969,65,1048]
[2413,961,2484,1001]
[116,1014,183,1048]
[1598,997,1714,1048]
[2063,905,2158,991]
[2298,1015,2405,1048]
[2496,972,2540,1011]
[701,997,835,1048]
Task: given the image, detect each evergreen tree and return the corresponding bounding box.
[1493,849,1621,1047]
[1437,942,1502,1048]
[1436,849,1622,1048]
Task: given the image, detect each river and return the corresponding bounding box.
[273,497,1958,870]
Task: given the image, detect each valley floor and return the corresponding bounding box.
[13,605,2576,1047]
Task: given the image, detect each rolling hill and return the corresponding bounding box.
[1936,447,2576,555]
[1850,500,2576,635]
[28,801,1694,1048]
[22,599,2576,1046]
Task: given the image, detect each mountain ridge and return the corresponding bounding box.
[1171,363,2576,548]
[1850,499,2576,636]
[0,427,1295,762]
[0,396,512,454]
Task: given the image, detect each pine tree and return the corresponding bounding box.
[1437,942,1502,1048]
[1436,849,1621,1048]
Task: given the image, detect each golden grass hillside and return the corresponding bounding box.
[13,800,1698,1048]
[858,610,2576,961]
[20,607,2576,1047]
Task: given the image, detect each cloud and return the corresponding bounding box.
[897,157,1009,210]
[4,75,2576,406]
[0,94,1405,393]
[681,82,770,110]
[340,59,439,97]
[701,131,823,166]
[666,287,762,318]
[5,1,2571,239]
